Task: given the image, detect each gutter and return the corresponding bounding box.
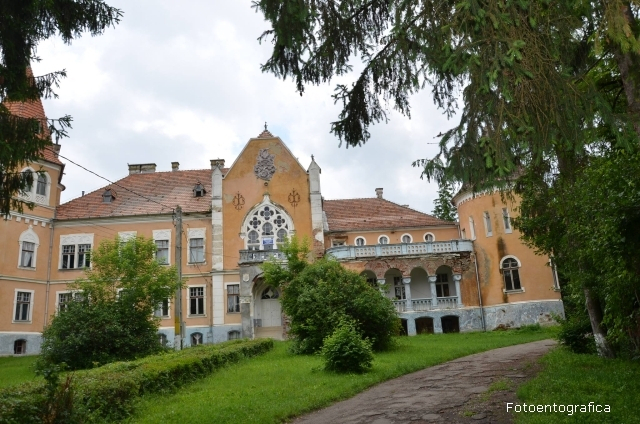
[43,210,56,326]
[473,251,486,331]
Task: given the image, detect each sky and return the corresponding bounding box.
[31,0,455,215]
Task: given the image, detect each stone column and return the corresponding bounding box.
[433,315,443,334]
[429,276,438,307]
[403,277,413,311]
[407,317,417,336]
[453,274,463,306]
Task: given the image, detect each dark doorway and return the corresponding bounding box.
[441,316,460,333]
[416,317,434,334]
[399,319,408,336]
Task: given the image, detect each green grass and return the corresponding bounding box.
[0,356,40,388]
[128,327,557,424]
[516,347,640,424]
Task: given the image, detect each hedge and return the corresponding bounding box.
[0,338,274,423]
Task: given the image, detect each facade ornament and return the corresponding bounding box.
[288,188,300,208]
[254,148,276,181]
[232,192,245,210]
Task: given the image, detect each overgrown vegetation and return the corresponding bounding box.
[321,319,374,373]
[0,339,273,423]
[129,328,556,424]
[262,236,399,356]
[517,347,640,423]
[39,236,183,370]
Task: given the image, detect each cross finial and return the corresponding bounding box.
[311,154,315,161]
[264,121,268,131]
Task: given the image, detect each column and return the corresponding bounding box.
[407,317,417,336]
[403,277,413,311]
[453,274,463,306]
[429,275,438,307]
[433,315,443,334]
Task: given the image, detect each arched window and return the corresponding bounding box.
[401,234,412,243]
[228,330,241,340]
[18,227,39,269]
[242,196,293,251]
[191,332,203,346]
[378,235,389,245]
[36,174,47,195]
[424,233,435,242]
[501,257,522,291]
[14,339,26,355]
[355,237,366,246]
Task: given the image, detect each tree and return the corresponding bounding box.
[432,181,457,222]
[254,0,640,357]
[0,0,121,216]
[262,236,399,354]
[39,236,182,370]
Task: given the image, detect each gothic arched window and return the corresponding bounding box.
[243,199,292,251]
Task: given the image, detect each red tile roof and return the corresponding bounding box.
[323,198,454,232]
[56,169,227,220]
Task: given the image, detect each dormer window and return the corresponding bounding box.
[193,182,206,197]
[102,188,116,203]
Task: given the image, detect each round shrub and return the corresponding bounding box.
[321,319,374,373]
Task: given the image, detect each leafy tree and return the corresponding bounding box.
[254,0,640,357]
[321,318,374,373]
[0,0,121,216]
[432,181,457,221]
[39,236,182,369]
[262,236,399,354]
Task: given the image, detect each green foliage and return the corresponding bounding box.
[432,181,458,221]
[262,236,400,354]
[321,319,373,373]
[557,314,597,355]
[0,1,121,216]
[39,236,183,370]
[0,339,273,423]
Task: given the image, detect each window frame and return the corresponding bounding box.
[188,285,206,317]
[241,200,294,251]
[378,235,389,245]
[18,227,40,270]
[483,211,493,237]
[187,228,206,264]
[59,234,94,270]
[55,290,82,313]
[188,237,205,263]
[423,232,435,242]
[13,289,34,323]
[14,339,27,355]
[227,284,240,313]
[501,256,524,293]
[191,332,204,346]
[355,236,366,246]
[154,298,171,318]
[18,167,50,205]
[401,234,413,243]
[469,216,476,240]
[228,330,241,340]
[502,208,512,233]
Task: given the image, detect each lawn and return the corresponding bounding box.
[0,355,40,388]
[516,347,640,424]
[127,327,557,424]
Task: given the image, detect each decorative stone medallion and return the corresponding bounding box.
[254,149,276,181]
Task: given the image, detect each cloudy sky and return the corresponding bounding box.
[32,0,455,215]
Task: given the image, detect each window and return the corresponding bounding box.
[36,174,47,196]
[227,284,240,313]
[424,233,435,242]
[20,242,35,267]
[247,230,260,250]
[502,208,512,233]
[189,238,204,263]
[228,330,241,340]
[59,234,94,269]
[243,202,292,251]
[102,188,116,203]
[550,259,560,290]
[401,234,412,243]
[193,182,206,197]
[435,273,450,297]
[189,286,205,315]
[393,276,405,300]
[483,211,493,237]
[58,292,74,312]
[14,291,32,322]
[14,340,27,355]
[276,229,287,246]
[154,298,170,318]
[502,257,522,291]
[158,333,168,347]
[469,216,476,240]
[332,240,346,247]
[378,235,389,245]
[191,332,203,346]
[155,240,169,264]
[355,237,366,246]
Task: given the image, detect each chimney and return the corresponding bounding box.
[375,188,383,199]
[128,163,157,175]
[171,162,180,172]
[81,191,85,196]
[210,159,225,169]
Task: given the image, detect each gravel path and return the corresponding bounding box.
[292,339,556,424]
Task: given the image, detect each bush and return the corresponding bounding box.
[557,314,597,354]
[0,339,273,423]
[263,237,400,354]
[321,320,374,373]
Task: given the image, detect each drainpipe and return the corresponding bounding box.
[473,252,486,331]
[44,211,56,327]
[208,274,214,343]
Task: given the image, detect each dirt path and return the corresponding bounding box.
[292,339,556,424]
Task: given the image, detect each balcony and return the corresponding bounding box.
[326,240,473,260]
[393,296,460,313]
[239,249,286,265]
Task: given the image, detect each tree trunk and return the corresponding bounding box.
[613,2,640,138]
[584,287,616,358]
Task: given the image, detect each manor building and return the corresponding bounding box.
[0,101,564,355]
